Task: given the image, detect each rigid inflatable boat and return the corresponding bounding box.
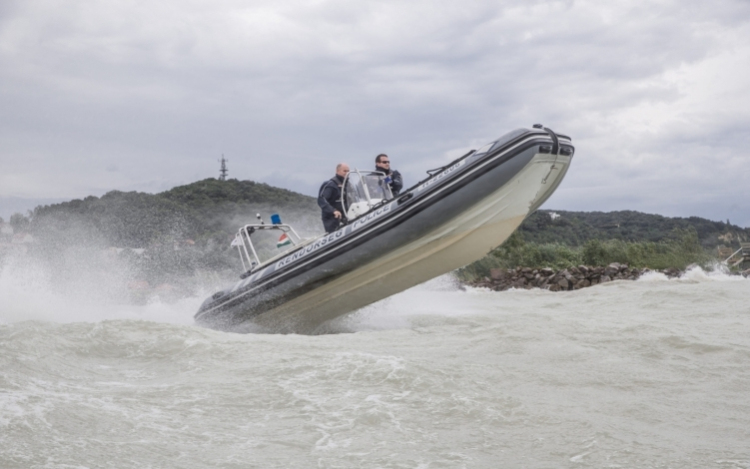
[195,125,574,333]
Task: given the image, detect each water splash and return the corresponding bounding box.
[637,265,748,284]
[0,252,204,325]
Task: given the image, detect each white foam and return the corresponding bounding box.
[0,253,204,326]
[636,265,748,284]
[680,265,748,282]
[637,271,670,282]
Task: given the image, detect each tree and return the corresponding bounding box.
[9,213,30,231]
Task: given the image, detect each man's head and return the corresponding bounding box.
[335,163,350,178]
[375,154,390,172]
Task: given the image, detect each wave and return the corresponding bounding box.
[638,264,748,284]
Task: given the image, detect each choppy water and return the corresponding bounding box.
[1,268,749,468]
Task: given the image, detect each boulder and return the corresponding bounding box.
[662,267,680,278]
[465,265,687,292]
[490,268,507,280]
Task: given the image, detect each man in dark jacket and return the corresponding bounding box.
[375,154,403,196]
[317,163,349,233]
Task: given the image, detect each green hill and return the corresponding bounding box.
[456,210,749,281]
[519,210,748,249]
[23,179,320,286]
[30,178,318,249]
[14,179,749,288]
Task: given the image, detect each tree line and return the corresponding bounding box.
[8,178,748,285]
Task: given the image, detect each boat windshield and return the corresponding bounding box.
[344,170,393,219]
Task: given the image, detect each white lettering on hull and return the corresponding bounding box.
[350,204,392,231]
[272,202,394,270]
[417,160,466,192]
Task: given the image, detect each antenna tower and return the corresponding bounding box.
[219,155,228,181]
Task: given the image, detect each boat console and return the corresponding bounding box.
[232,170,393,278]
[343,170,393,220]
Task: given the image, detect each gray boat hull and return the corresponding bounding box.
[195,127,574,333]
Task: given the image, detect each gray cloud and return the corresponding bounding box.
[1,0,749,225]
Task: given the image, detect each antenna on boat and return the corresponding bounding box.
[219,155,228,181]
[256,213,265,224]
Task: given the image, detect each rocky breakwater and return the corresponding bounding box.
[469,263,683,292]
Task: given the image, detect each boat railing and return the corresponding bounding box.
[724,243,750,267]
[724,242,750,268]
[232,215,303,273]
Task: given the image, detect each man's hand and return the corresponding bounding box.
[333,210,342,219]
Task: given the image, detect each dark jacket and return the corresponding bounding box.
[317,175,346,220]
[376,167,403,196]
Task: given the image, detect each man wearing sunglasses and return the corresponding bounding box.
[375,154,403,196]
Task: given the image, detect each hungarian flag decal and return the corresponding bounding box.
[277,233,292,248]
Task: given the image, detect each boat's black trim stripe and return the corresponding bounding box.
[197,132,572,318]
[400,129,531,196]
[198,133,568,319]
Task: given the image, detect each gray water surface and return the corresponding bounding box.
[1,270,749,468]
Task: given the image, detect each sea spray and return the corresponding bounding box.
[0,244,211,325]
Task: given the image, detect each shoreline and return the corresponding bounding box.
[463,263,750,292]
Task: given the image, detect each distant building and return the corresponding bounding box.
[549,212,560,220]
[717,245,734,259]
[718,232,736,244]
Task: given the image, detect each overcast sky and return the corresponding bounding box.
[1,0,749,225]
